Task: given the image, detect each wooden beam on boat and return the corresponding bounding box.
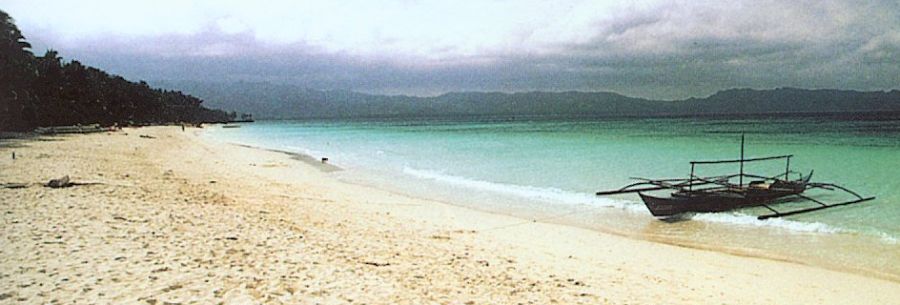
[690,155,793,165]
[596,179,724,196]
[808,183,866,199]
[629,177,692,182]
[630,174,738,184]
[757,197,876,220]
[687,175,741,189]
[595,186,670,196]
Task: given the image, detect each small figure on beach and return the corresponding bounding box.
[11,151,15,160]
[321,157,329,163]
[182,124,185,132]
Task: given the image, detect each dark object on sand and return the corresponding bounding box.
[596,135,875,220]
[139,134,156,139]
[222,124,241,128]
[11,151,14,160]
[46,175,72,188]
[1,183,29,189]
[321,157,329,163]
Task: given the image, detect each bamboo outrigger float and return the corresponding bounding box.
[596,135,875,220]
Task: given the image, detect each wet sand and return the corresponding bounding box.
[1,126,898,304]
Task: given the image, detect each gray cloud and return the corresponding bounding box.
[17,0,900,100]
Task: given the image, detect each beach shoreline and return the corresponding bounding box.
[211,132,900,283]
[2,126,898,304]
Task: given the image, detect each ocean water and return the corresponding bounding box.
[206,114,900,280]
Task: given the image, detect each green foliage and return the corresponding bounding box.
[0,10,231,131]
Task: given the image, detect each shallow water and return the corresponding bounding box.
[206,114,900,280]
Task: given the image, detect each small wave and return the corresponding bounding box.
[875,232,899,244]
[692,212,846,234]
[694,212,900,245]
[403,166,871,236]
[402,167,644,213]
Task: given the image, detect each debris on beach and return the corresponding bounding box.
[362,261,391,267]
[46,175,72,188]
[1,182,29,189]
[139,134,156,139]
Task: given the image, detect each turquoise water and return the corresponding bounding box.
[206,114,900,279]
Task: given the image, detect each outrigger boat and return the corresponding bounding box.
[596,135,875,220]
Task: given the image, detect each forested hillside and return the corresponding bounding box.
[0,10,234,131]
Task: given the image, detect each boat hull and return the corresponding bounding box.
[639,188,802,217]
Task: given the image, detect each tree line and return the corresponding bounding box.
[0,10,235,131]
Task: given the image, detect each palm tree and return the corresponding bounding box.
[1,9,233,130]
[0,9,37,131]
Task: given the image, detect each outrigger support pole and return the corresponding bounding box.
[808,183,866,199]
[595,178,724,196]
[758,203,782,215]
[595,181,671,195]
[595,186,669,196]
[795,194,827,207]
[757,196,875,220]
[757,180,875,220]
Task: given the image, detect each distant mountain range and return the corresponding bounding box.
[154,81,900,119]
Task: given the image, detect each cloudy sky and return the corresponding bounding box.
[3,0,898,99]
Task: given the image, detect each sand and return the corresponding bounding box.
[1,126,898,304]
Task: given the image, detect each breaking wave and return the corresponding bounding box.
[403,166,645,213]
[691,212,846,234]
[401,167,897,240]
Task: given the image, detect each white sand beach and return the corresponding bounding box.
[1,126,898,304]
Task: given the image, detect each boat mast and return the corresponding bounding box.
[785,156,791,180]
[739,133,745,186]
[689,163,694,192]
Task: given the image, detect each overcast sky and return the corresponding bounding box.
[3,0,898,99]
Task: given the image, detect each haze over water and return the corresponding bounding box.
[208,113,900,280]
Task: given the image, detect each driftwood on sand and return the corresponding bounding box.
[44,176,110,188]
[1,176,121,189]
[1,183,29,189]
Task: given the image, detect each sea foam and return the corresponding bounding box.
[402,166,645,213]
[403,166,861,235]
[691,212,846,234]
